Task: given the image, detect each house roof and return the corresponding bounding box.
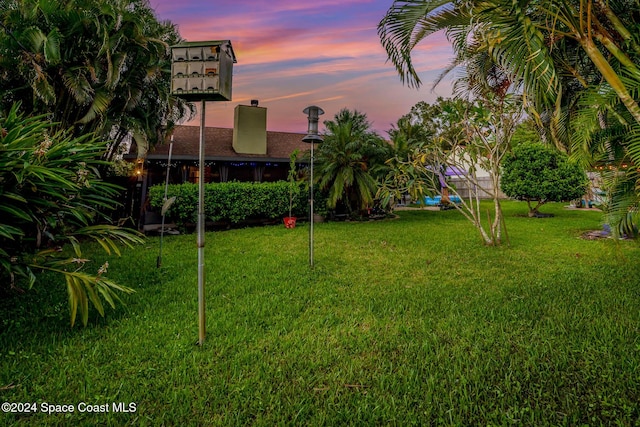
[143,125,310,162]
[171,40,237,63]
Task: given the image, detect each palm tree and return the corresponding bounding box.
[314,109,387,215]
[378,0,640,235]
[378,0,640,121]
[0,0,194,159]
[387,112,432,155]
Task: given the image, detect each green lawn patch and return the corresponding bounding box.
[1,201,639,425]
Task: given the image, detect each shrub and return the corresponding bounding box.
[148,181,312,227]
[501,142,589,217]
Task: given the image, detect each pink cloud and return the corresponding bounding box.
[151,0,456,134]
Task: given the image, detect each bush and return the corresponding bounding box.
[501,142,588,216]
[148,181,312,227]
[0,104,143,326]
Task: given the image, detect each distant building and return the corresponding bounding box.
[141,125,307,185]
[123,103,310,227]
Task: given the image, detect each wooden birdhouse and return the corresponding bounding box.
[171,40,236,101]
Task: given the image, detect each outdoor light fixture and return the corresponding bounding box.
[302,106,324,144]
[135,159,144,178]
[302,105,324,267]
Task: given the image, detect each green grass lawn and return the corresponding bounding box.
[1,201,639,426]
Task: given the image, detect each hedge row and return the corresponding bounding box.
[148,181,311,226]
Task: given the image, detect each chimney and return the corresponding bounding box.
[233,102,267,155]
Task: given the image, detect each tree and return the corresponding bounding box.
[0,0,194,161]
[378,0,640,235]
[511,118,544,148]
[314,109,388,215]
[380,14,525,246]
[0,104,143,326]
[378,0,640,124]
[380,97,467,207]
[378,112,433,206]
[501,143,589,217]
[380,93,523,246]
[387,112,432,156]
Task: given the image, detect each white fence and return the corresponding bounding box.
[448,177,507,200]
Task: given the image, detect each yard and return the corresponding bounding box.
[1,201,639,426]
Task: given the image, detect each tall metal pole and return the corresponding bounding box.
[302,106,324,268]
[197,100,206,345]
[309,141,314,267]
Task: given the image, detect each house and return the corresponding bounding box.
[125,102,310,228]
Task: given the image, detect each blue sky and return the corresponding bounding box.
[150,0,455,135]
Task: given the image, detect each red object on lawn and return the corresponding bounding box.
[283,217,297,228]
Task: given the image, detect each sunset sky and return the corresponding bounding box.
[149,0,455,136]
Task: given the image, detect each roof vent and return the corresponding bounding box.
[250,99,259,107]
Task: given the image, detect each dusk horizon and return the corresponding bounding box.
[149,0,455,136]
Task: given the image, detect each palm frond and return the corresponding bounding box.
[43,27,61,65]
[483,3,560,107]
[69,225,144,257]
[62,68,93,105]
[22,25,46,52]
[32,75,56,105]
[378,0,470,88]
[622,122,640,171]
[603,167,640,238]
[76,88,112,124]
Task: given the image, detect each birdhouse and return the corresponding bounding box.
[171,40,236,101]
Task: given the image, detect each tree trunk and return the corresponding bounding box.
[492,198,503,244]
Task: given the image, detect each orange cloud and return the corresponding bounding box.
[152,0,456,134]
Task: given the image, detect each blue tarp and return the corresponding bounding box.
[424,195,462,206]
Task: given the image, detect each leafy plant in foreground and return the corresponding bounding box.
[0,0,194,161]
[0,104,144,326]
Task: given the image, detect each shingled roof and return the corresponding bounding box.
[144,125,310,162]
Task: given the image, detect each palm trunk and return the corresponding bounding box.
[595,0,640,56]
[104,127,127,163]
[580,37,640,125]
[592,22,640,78]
